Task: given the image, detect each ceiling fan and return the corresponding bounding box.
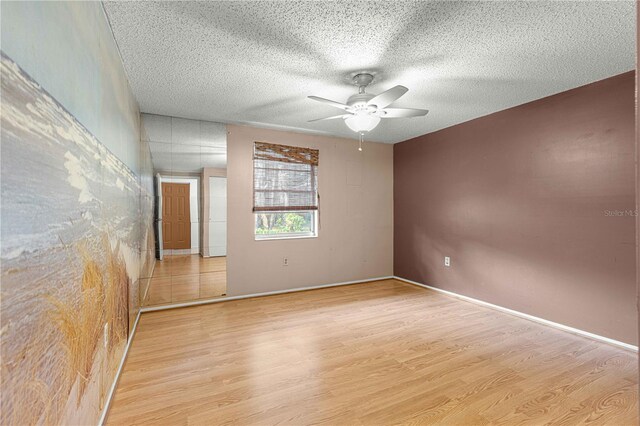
[308,73,428,150]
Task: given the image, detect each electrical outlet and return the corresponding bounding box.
[283,257,289,266]
[103,323,109,348]
[444,256,451,267]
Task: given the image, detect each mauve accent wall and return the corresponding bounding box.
[394,72,637,345]
[636,5,640,366]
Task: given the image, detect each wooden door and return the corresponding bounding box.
[162,183,191,250]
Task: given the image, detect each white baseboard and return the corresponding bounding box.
[98,309,142,426]
[393,276,637,352]
[140,276,394,313]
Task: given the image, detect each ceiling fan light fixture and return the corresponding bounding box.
[308,73,428,149]
[344,113,380,133]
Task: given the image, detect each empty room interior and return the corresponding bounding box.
[1,1,640,425]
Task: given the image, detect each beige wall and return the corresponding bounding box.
[226,124,393,295]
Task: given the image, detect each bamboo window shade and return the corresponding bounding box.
[253,142,319,212]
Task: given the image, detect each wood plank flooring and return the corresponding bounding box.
[108,279,638,425]
[144,255,226,306]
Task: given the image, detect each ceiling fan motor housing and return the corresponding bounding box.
[347,93,376,111]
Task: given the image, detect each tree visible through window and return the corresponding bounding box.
[253,142,319,239]
[255,211,315,236]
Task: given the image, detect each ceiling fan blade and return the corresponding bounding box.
[307,96,350,110]
[308,114,350,123]
[367,85,408,109]
[378,108,429,118]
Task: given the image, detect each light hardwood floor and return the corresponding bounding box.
[109,279,638,425]
[144,255,226,306]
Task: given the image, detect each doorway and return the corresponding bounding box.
[161,182,191,250]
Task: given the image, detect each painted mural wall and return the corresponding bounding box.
[0,52,153,425]
[0,3,154,424]
[0,1,142,173]
[139,123,156,306]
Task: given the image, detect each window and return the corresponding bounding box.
[255,211,317,239]
[253,142,319,239]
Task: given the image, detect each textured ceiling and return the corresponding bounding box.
[104,1,635,144]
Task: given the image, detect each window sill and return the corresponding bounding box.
[254,234,318,241]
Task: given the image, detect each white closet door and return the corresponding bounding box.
[208,177,227,256]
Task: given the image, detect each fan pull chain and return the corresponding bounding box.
[358,132,363,152]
